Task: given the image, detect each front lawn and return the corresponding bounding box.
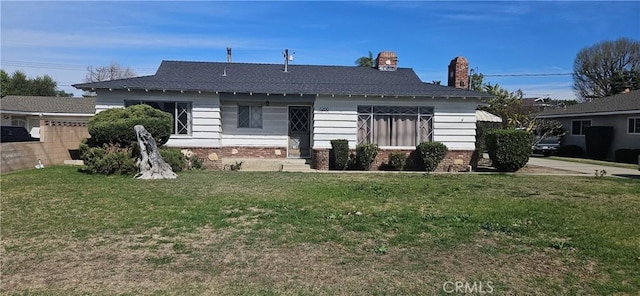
[1,167,639,295]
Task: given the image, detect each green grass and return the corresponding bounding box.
[549,156,638,169]
[2,166,639,295]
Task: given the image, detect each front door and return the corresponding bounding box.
[288,106,311,158]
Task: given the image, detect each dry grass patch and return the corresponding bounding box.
[2,167,638,294]
[2,226,606,295]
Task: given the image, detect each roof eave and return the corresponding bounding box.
[538,109,640,118]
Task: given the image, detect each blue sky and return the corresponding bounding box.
[1,1,639,99]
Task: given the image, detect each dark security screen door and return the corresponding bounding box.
[288,106,311,158]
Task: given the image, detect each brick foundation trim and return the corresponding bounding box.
[222,146,287,159]
[177,146,288,170]
[312,149,329,170]
[313,148,475,172]
[182,147,223,170]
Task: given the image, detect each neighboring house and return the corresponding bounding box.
[522,97,554,112]
[73,51,493,170]
[0,96,95,138]
[538,89,640,160]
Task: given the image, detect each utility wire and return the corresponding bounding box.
[3,59,576,77]
[484,73,573,77]
[0,60,157,72]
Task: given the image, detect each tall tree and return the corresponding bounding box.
[469,72,485,92]
[354,51,374,68]
[573,37,640,100]
[85,62,136,82]
[0,69,72,97]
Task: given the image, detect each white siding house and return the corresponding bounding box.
[74,52,493,170]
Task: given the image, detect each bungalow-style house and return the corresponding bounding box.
[0,96,95,138]
[537,89,640,160]
[73,51,493,170]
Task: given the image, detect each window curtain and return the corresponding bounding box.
[374,115,390,146]
[391,115,416,146]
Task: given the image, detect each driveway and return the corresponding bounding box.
[527,157,640,179]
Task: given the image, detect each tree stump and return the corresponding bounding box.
[134,125,177,179]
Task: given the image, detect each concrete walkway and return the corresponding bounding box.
[527,157,640,179]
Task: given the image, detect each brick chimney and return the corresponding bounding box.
[448,56,469,89]
[376,51,398,71]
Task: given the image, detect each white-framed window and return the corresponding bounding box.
[238,105,262,128]
[628,117,640,134]
[357,106,433,146]
[571,119,591,136]
[124,100,192,135]
[11,119,26,128]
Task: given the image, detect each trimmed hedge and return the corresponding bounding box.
[486,129,531,172]
[557,145,584,158]
[88,104,173,147]
[584,126,613,160]
[79,143,137,175]
[354,143,379,170]
[159,148,187,172]
[614,149,640,164]
[330,139,350,170]
[386,151,407,171]
[416,142,448,171]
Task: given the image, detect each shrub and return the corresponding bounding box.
[476,121,501,153]
[386,151,407,171]
[354,143,379,170]
[415,142,448,171]
[159,148,187,172]
[79,143,137,175]
[100,151,137,175]
[88,104,173,147]
[190,156,203,170]
[486,129,531,172]
[615,148,640,164]
[330,139,350,170]
[557,145,584,158]
[584,126,614,160]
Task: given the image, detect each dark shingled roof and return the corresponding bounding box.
[73,61,493,98]
[0,96,95,114]
[538,90,640,117]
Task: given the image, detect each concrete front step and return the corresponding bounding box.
[221,158,312,172]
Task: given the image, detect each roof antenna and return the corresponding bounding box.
[283,49,294,72]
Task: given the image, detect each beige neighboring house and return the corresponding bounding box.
[537,90,640,160]
[0,96,95,137]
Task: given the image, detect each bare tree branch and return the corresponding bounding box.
[85,62,137,83]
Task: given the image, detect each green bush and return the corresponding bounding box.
[486,129,531,172]
[557,145,584,158]
[159,148,186,172]
[415,142,448,171]
[88,104,173,147]
[614,149,640,164]
[330,139,350,170]
[79,143,137,175]
[386,151,407,171]
[190,156,203,170]
[354,143,379,170]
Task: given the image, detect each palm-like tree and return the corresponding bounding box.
[355,51,374,67]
